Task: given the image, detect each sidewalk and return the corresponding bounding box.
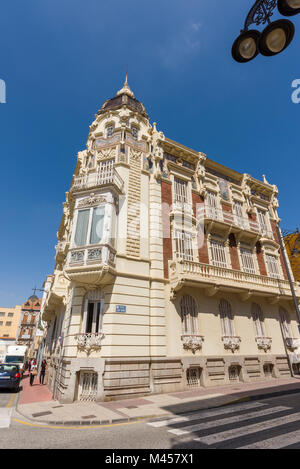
[15,373,300,426]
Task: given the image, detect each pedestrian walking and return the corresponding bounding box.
[39,359,47,385]
[29,359,37,386]
[28,359,32,374]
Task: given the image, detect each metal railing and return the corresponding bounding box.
[72,168,124,193]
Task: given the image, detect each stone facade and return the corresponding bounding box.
[41,78,300,403]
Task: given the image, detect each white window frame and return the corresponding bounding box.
[240,247,256,274]
[210,239,227,268]
[219,299,235,337]
[173,177,188,204]
[81,290,105,335]
[206,190,221,220]
[181,295,198,335]
[251,303,266,338]
[265,253,281,279]
[233,200,248,229]
[72,204,106,248]
[174,230,194,261]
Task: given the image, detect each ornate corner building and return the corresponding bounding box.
[41,79,300,403]
[16,295,42,358]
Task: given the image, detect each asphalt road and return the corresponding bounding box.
[1,392,300,449]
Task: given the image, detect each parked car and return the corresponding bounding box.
[0,364,21,392]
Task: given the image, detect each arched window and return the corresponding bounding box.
[106,124,114,138]
[219,299,235,337]
[252,303,266,338]
[82,290,104,334]
[279,307,291,339]
[180,295,198,335]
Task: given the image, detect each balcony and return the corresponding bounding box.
[71,168,124,194]
[198,207,274,241]
[64,244,117,285]
[256,336,272,352]
[181,334,204,353]
[75,332,104,354]
[285,337,300,351]
[169,259,300,301]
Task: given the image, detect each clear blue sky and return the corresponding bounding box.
[0,0,299,306]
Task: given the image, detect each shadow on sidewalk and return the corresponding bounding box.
[160,380,300,416]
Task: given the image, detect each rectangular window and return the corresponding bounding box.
[0,321,3,326]
[210,240,227,268]
[0,312,5,317]
[5,322,12,326]
[174,177,188,204]
[257,209,268,234]
[240,248,256,274]
[75,209,90,247]
[266,254,280,279]
[175,230,193,261]
[206,191,221,220]
[8,313,14,317]
[90,207,105,245]
[233,201,247,229]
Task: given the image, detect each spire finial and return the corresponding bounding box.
[116,68,135,98]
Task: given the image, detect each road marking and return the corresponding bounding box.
[0,408,13,428]
[6,394,16,408]
[168,406,289,436]
[12,418,140,430]
[194,411,300,445]
[239,429,300,449]
[148,401,266,428]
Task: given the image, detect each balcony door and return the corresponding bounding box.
[97,159,114,185]
[82,290,104,335]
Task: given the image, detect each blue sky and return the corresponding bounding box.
[0,0,299,306]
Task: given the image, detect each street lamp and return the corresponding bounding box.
[232,0,300,62]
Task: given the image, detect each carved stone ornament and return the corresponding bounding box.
[256,336,272,352]
[75,332,104,353]
[285,337,299,351]
[78,193,107,208]
[222,336,241,353]
[181,335,204,353]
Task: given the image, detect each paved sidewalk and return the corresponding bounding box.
[15,374,300,426]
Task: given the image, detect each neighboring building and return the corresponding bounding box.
[0,304,22,362]
[284,232,300,282]
[0,305,22,340]
[16,295,42,358]
[42,78,300,403]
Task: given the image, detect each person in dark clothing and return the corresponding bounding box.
[39,360,47,385]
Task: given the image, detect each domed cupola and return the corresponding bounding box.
[98,75,148,119]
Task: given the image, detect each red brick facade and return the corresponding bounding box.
[229,233,240,271]
[193,192,209,264]
[256,241,267,276]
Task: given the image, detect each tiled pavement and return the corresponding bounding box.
[15,374,300,426]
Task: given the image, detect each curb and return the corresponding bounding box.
[14,383,300,427]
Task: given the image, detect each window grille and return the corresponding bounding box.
[266,254,280,279]
[251,303,266,337]
[131,126,138,139]
[206,191,220,219]
[181,295,198,335]
[257,209,268,234]
[210,240,227,268]
[174,177,188,204]
[186,367,201,387]
[78,371,98,402]
[233,201,247,228]
[98,159,114,184]
[229,365,239,381]
[219,299,235,337]
[175,230,194,261]
[240,247,256,274]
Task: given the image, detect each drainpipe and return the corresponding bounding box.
[276,224,300,376]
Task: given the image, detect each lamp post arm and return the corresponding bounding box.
[243,0,278,32]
